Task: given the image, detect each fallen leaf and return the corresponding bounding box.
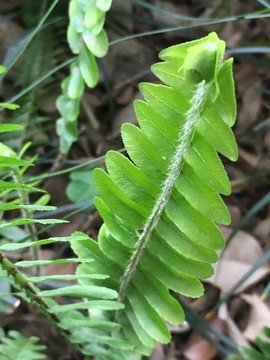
[241,294,270,341]
[254,218,270,247]
[150,343,167,360]
[208,229,270,294]
[239,148,260,169]
[183,314,224,360]
[235,63,262,133]
[227,205,242,228]
[219,303,249,346]
[0,20,24,58]
[109,91,142,139]
[238,81,262,132]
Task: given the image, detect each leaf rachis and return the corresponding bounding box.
[117,80,210,303]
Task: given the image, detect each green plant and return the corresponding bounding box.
[66,168,97,205]
[0,330,46,360]
[56,0,112,153]
[229,326,270,360]
[0,32,240,359]
[0,89,124,357]
[71,31,238,358]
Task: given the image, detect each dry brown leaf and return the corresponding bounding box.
[0,20,24,71]
[235,64,262,133]
[183,314,224,360]
[239,148,260,169]
[109,91,142,139]
[238,82,261,132]
[227,205,242,228]
[254,218,270,247]
[219,303,249,346]
[209,229,270,294]
[241,294,270,341]
[150,343,167,360]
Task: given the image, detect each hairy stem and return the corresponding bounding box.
[117,80,209,303]
[0,250,59,323]
[0,251,85,357]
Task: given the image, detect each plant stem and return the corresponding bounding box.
[13,169,41,276]
[117,80,210,304]
[0,251,87,357]
[0,250,59,323]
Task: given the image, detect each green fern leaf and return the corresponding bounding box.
[0,124,23,132]
[15,258,92,267]
[0,234,92,251]
[0,219,68,229]
[40,284,118,299]
[0,330,46,360]
[228,326,270,360]
[0,204,56,212]
[0,156,32,168]
[72,32,238,357]
[0,180,43,193]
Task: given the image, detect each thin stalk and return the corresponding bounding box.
[81,97,100,130]
[0,250,59,323]
[261,281,270,301]
[109,11,270,47]
[117,80,210,304]
[13,169,40,276]
[28,149,125,182]
[0,251,87,358]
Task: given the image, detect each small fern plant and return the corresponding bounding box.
[71,31,238,358]
[56,0,112,153]
[0,86,125,358]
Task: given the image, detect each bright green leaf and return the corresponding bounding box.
[78,44,99,87]
[83,29,108,58]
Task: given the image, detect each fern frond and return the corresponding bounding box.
[72,32,238,358]
[0,330,46,360]
[56,0,112,153]
[0,123,127,358]
[0,230,131,358]
[228,326,270,360]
